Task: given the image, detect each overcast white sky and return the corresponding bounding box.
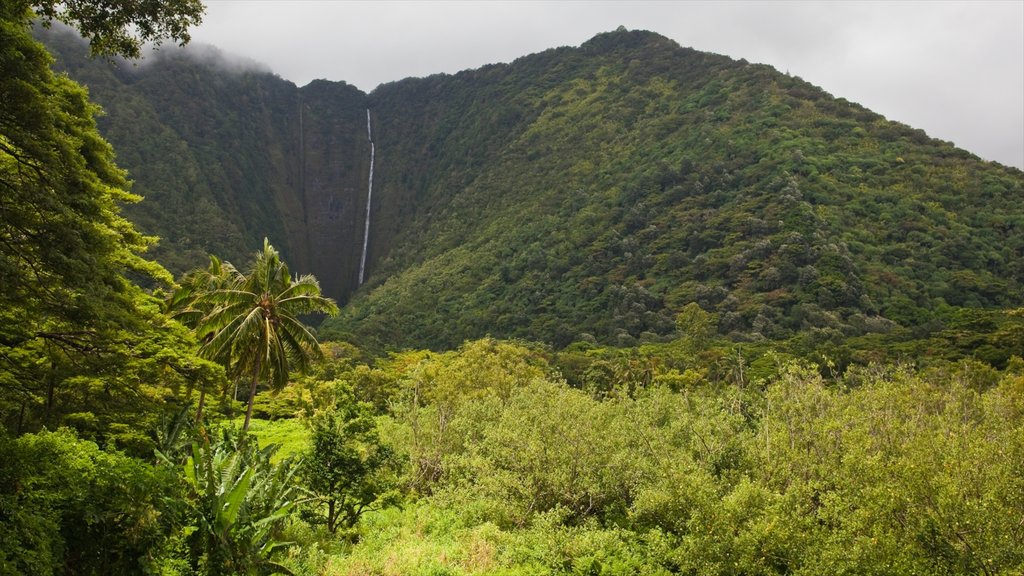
[189,1,1023,169]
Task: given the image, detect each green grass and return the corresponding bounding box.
[312,505,514,576]
[236,417,310,462]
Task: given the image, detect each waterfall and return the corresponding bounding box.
[358,109,374,285]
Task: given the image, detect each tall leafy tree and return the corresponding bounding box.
[0,0,217,439]
[197,239,339,431]
[0,428,184,575]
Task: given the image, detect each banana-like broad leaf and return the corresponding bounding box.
[219,465,254,532]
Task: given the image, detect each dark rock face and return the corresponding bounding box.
[292,81,370,299]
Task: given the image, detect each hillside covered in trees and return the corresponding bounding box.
[41,25,1024,353]
[3,3,1023,575]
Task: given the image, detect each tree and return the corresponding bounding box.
[196,239,339,432]
[0,428,183,575]
[302,388,400,536]
[675,302,718,351]
[166,255,242,423]
[0,0,218,441]
[30,0,204,59]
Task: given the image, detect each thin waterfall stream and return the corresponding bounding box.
[358,109,374,285]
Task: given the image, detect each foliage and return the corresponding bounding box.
[165,255,242,422]
[41,26,369,291]
[40,26,1024,352]
[320,29,1022,351]
[393,338,552,492]
[2,4,325,575]
[170,429,302,576]
[30,0,204,59]
[0,0,220,447]
[301,387,401,536]
[243,417,310,463]
[320,341,1024,575]
[11,15,1024,576]
[0,428,181,576]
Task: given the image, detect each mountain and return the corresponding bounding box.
[41,27,371,300]
[41,26,1024,350]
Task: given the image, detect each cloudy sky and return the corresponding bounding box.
[189,1,1023,169]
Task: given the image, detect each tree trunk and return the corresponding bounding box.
[242,355,262,432]
[195,388,206,424]
[45,360,57,426]
[229,377,240,418]
[327,499,337,533]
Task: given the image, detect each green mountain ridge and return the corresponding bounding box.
[42,26,1024,350]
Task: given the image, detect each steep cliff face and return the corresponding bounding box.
[40,28,761,314]
[293,81,369,298]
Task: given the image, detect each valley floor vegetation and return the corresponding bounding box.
[4,330,1024,575]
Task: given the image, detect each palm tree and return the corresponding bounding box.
[166,255,242,423]
[197,239,339,431]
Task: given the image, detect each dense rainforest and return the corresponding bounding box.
[2,2,1023,574]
